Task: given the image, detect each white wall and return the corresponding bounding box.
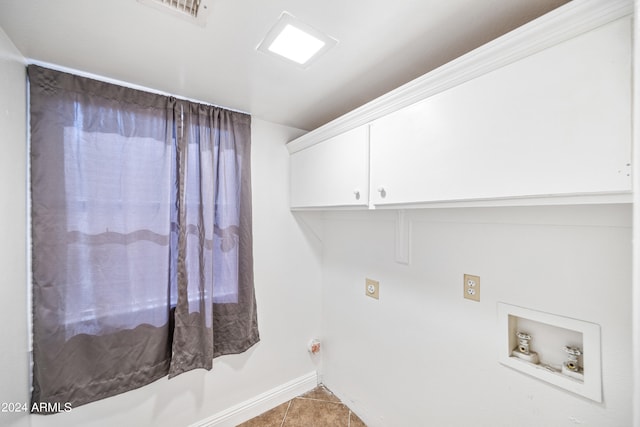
[0,25,30,427]
[632,3,640,426]
[319,205,632,427]
[0,43,324,425]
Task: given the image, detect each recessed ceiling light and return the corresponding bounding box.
[268,25,325,65]
[257,12,338,68]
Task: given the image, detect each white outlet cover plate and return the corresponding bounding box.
[497,302,602,402]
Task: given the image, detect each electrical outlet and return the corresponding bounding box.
[463,274,480,302]
[365,278,379,299]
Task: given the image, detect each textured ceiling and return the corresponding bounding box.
[0,0,570,131]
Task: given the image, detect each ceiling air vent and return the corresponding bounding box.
[138,0,209,26]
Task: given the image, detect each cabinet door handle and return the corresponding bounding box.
[377,187,387,198]
[354,190,361,200]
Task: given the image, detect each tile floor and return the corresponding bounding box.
[237,385,367,427]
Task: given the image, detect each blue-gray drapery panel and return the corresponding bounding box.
[28,65,259,411]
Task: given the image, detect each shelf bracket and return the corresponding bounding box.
[395,210,411,265]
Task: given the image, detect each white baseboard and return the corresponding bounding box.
[190,371,318,427]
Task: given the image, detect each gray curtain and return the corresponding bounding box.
[28,65,259,410]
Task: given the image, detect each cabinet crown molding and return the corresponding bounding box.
[286,0,632,154]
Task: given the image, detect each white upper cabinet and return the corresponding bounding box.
[369,17,631,206]
[290,125,369,208]
[288,2,633,210]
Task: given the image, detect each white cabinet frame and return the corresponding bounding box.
[287,0,633,210]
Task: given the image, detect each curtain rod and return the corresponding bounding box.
[27,59,251,116]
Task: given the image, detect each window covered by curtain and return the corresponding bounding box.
[29,65,259,410]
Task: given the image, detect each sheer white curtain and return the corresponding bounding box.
[62,127,173,335]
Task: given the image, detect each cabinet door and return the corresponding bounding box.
[290,126,369,208]
[370,17,631,206]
